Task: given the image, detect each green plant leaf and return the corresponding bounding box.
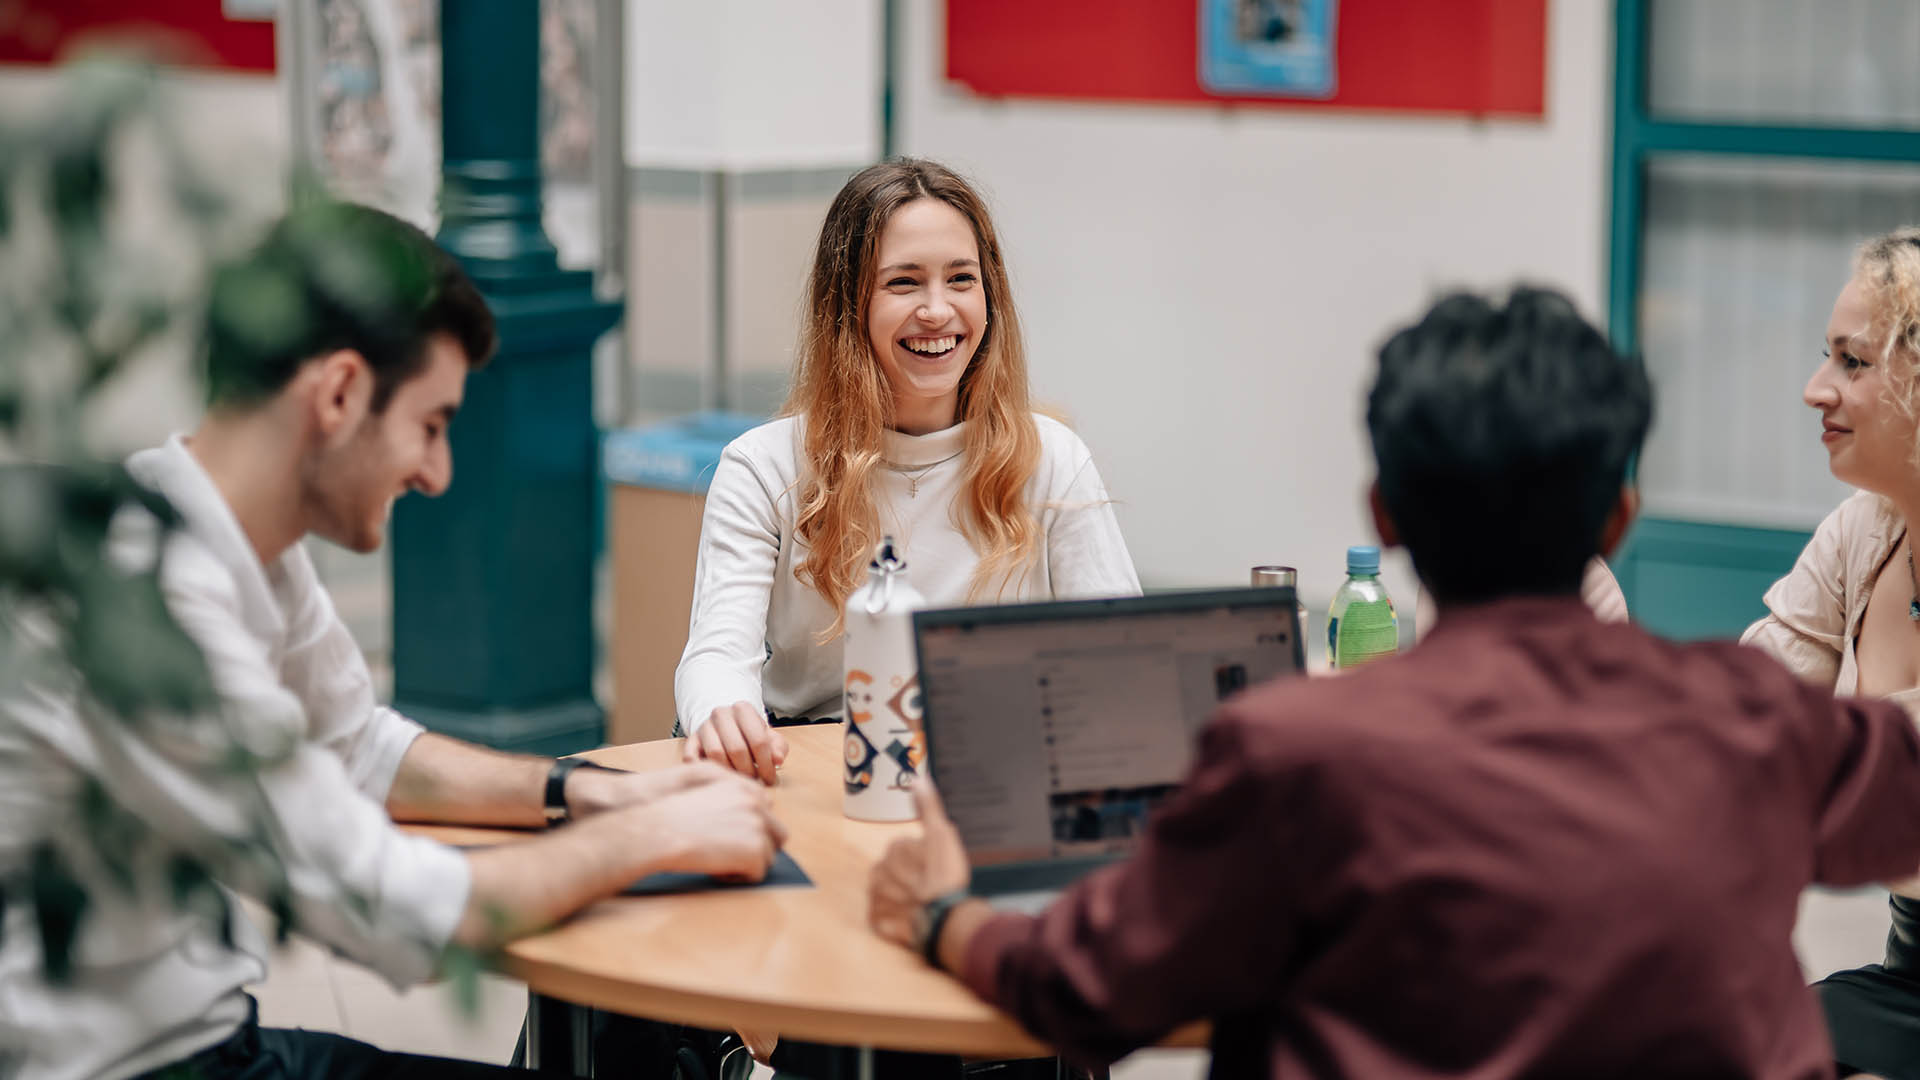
[442,944,486,1018]
[78,780,142,894]
[68,567,218,719]
[0,467,63,591]
[168,856,233,950]
[49,140,106,237]
[269,885,294,946]
[208,262,310,358]
[52,465,129,553]
[1,54,314,999]
[29,844,86,984]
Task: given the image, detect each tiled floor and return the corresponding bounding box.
[243,887,1895,1079]
[248,944,1208,1079]
[249,953,1207,1079]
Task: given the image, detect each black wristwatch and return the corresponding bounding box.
[543,758,623,826]
[913,888,974,969]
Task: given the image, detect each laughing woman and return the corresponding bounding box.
[1741,227,1920,1079]
[673,158,1141,784]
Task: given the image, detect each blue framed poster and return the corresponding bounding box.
[1199,0,1339,98]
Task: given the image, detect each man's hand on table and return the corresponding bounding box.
[563,759,738,819]
[453,771,785,949]
[683,701,789,785]
[640,774,790,879]
[870,781,974,951]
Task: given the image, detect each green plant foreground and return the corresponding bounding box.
[0,59,300,982]
[1,58,502,1015]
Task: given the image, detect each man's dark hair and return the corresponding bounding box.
[203,201,496,411]
[1366,286,1652,605]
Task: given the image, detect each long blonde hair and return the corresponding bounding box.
[783,159,1042,636]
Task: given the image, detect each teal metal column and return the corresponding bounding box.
[390,0,621,754]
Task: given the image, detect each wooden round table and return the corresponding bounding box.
[414,725,1205,1067]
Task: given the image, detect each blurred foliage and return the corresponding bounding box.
[1,57,499,1016]
[0,59,298,983]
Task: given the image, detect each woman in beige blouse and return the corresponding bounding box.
[1743,227,1920,1079]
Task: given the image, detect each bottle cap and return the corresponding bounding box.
[871,535,905,572]
[1345,545,1380,575]
[1251,566,1297,588]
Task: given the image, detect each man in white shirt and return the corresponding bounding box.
[0,202,785,1080]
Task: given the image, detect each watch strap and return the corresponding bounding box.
[918,888,973,969]
[543,758,623,826]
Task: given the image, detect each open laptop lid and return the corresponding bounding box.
[914,587,1305,895]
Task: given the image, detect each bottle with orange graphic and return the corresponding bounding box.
[841,535,928,822]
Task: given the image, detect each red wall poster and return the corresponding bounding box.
[0,1,276,73]
[947,0,1547,119]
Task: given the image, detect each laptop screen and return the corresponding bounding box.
[914,589,1304,885]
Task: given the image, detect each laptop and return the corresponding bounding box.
[913,587,1306,906]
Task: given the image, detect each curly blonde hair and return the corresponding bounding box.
[1852,228,1920,450]
[783,159,1042,638]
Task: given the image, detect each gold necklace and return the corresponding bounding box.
[884,450,964,498]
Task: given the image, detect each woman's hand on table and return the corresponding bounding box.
[565,760,736,819]
[683,701,789,785]
[869,781,972,948]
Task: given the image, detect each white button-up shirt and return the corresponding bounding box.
[0,436,471,1080]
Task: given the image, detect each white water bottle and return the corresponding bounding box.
[841,535,928,822]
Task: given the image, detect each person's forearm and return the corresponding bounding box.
[387,732,550,827]
[453,808,685,948]
[936,898,998,978]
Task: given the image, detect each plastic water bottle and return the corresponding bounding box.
[841,535,927,822]
[1327,545,1398,670]
[1250,565,1311,644]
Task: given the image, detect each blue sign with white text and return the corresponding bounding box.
[1199,0,1338,99]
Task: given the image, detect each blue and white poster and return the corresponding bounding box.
[1199,0,1339,99]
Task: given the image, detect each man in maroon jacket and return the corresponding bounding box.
[868,287,1920,1079]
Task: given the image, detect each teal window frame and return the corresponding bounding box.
[1606,0,1920,639]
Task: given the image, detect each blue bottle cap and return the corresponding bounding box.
[1346,545,1380,575]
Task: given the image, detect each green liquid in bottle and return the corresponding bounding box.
[1327,547,1398,670]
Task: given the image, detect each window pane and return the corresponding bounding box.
[1638,155,1920,527]
[621,167,849,426]
[725,169,851,418]
[1648,0,1920,129]
[627,169,718,424]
